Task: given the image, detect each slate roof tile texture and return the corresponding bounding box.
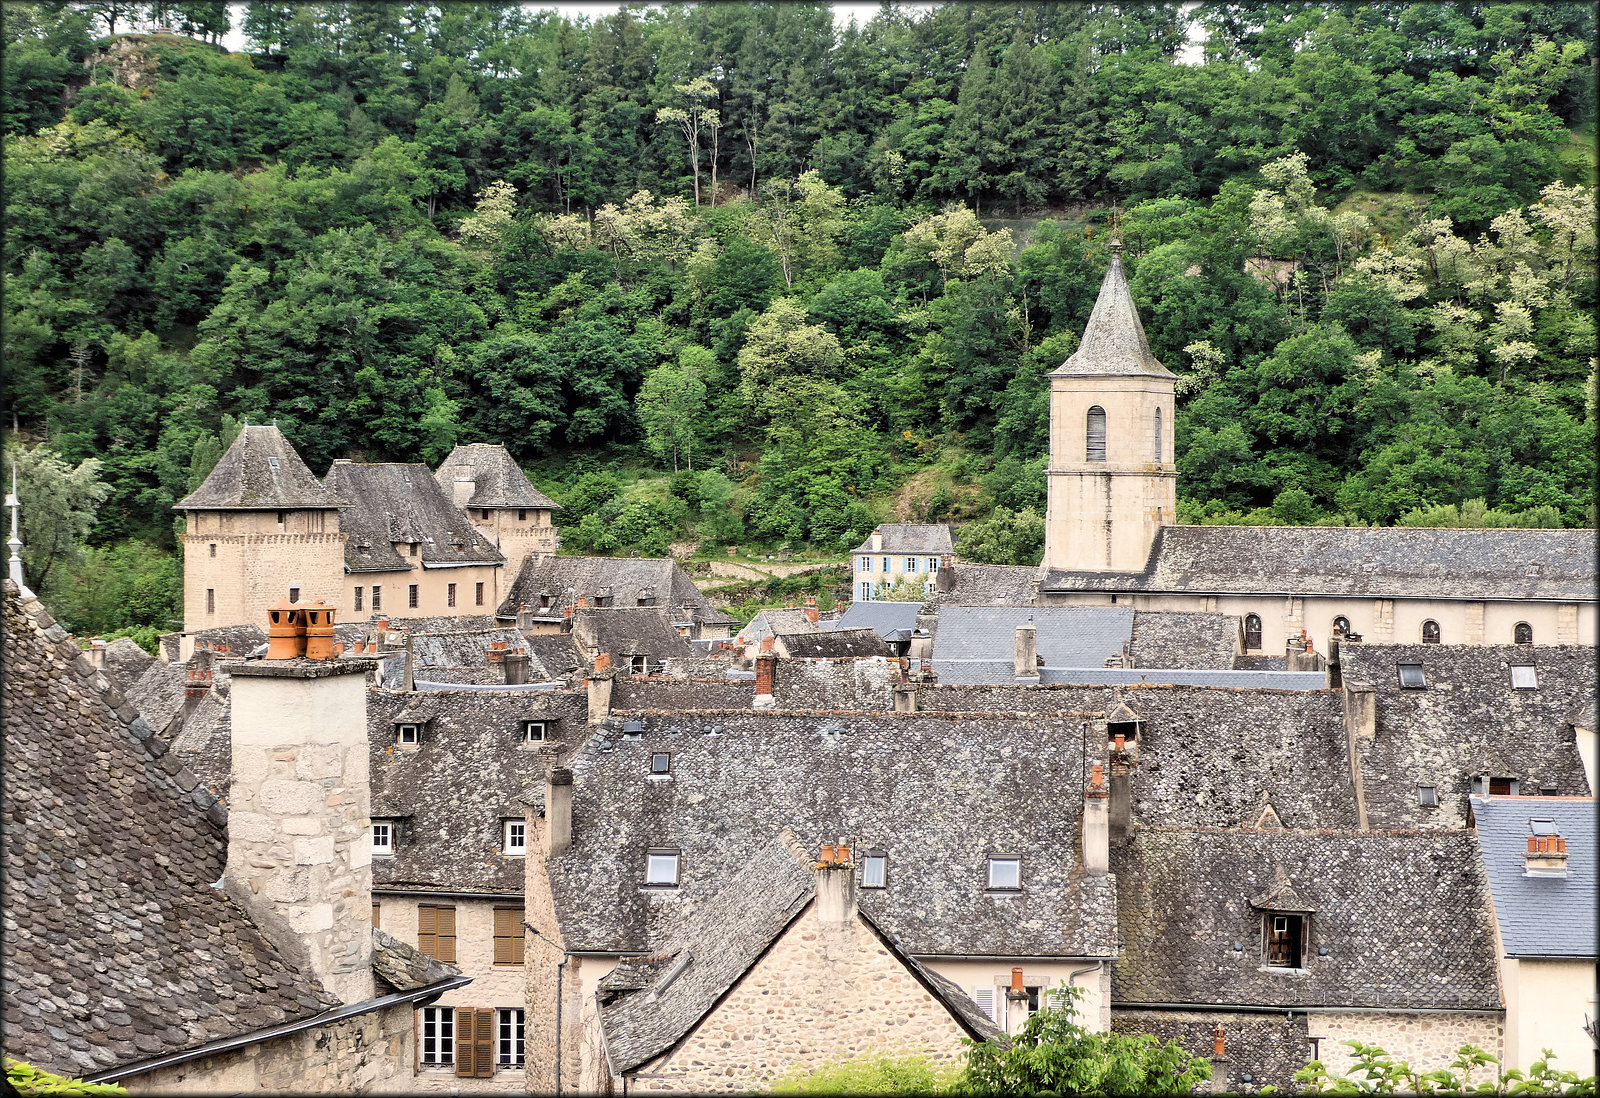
[774,627,891,659]
[826,601,923,642]
[1042,526,1597,601]
[1471,795,1595,959]
[1127,611,1240,670]
[2,583,338,1078]
[1112,828,1500,1010]
[496,554,732,627]
[932,606,1134,679]
[921,563,1039,608]
[433,443,561,511]
[1050,249,1175,378]
[572,607,695,663]
[371,928,464,992]
[174,424,342,511]
[852,524,954,555]
[322,461,502,574]
[99,637,156,690]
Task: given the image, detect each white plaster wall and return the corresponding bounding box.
[1502,957,1598,1074]
[921,959,1111,1034]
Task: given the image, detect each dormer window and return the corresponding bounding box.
[409,543,418,558]
[1418,785,1437,807]
[396,723,421,746]
[1510,664,1538,689]
[1397,663,1426,689]
[862,853,887,888]
[987,855,1021,891]
[523,721,546,743]
[1263,913,1305,968]
[503,819,527,856]
[645,849,680,887]
[372,821,395,856]
[650,753,671,775]
[629,655,648,674]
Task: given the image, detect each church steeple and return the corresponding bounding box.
[1041,240,1178,575]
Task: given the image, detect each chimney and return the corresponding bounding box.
[224,626,379,1005]
[1006,966,1029,1034]
[1109,751,1133,841]
[546,767,573,854]
[267,597,307,659]
[814,842,857,925]
[402,632,415,692]
[1525,833,1569,877]
[183,662,211,724]
[1014,621,1040,684]
[1082,763,1109,876]
[1343,682,1376,744]
[893,685,917,713]
[503,648,530,686]
[587,654,613,725]
[561,605,574,634]
[1574,709,1596,795]
[754,653,777,708]
[517,602,534,633]
[302,599,336,660]
[935,554,955,594]
[803,596,819,624]
[452,467,475,509]
[1209,1027,1230,1094]
[869,529,883,552]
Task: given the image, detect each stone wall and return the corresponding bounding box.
[181,525,346,631]
[125,1002,414,1094]
[1111,1008,1311,1092]
[344,563,501,624]
[629,905,972,1092]
[1312,1011,1503,1078]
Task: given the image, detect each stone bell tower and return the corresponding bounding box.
[1042,240,1177,574]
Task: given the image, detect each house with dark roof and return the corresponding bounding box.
[823,599,926,655]
[497,553,736,639]
[733,603,818,652]
[1471,795,1596,1075]
[569,606,696,672]
[771,625,891,659]
[435,442,561,582]
[851,524,952,602]
[1,581,464,1091]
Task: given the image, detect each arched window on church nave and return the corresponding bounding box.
[1332,616,1350,636]
[1153,407,1162,462]
[1514,622,1533,644]
[1086,406,1107,462]
[1244,614,1263,651]
[1421,620,1441,644]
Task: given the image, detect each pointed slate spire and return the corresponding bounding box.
[1052,238,1175,378]
[174,424,342,511]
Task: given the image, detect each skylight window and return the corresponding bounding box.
[523,720,546,743]
[645,849,680,887]
[650,753,671,775]
[1510,664,1538,690]
[1397,663,1426,689]
[1418,785,1437,807]
[396,723,420,745]
[987,855,1020,891]
[862,854,887,888]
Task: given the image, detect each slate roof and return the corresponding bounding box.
[1471,795,1595,959]
[523,633,588,681]
[368,688,589,893]
[124,658,188,734]
[2,583,339,1078]
[598,836,999,1075]
[932,606,1134,681]
[322,461,502,574]
[775,627,892,658]
[174,424,342,511]
[1128,611,1239,669]
[433,442,561,511]
[551,711,1118,958]
[1339,643,1596,828]
[378,626,533,685]
[825,600,923,642]
[1112,828,1500,1011]
[496,554,733,627]
[98,637,155,689]
[160,623,268,663]
[571,607,695,663]
[169,680,232,804]
[371,928,463,993]
[922,562,1038,607]
[1051,247,1175,378]
[735,608,817,646]
[1042,526,1597,601]
[852,524,954,554]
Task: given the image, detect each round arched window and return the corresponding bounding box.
[1514,622,1533,645]
[1086,406,1107,462]
[1421,620,1441,644]
[1332,616,1350,636]
[1244,614,1263,651]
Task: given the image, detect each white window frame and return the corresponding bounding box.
[497,1008,525,1068]
[860,555,872,573]
[645,849,680,887]
[928,556,940,572]
[859,581,872,602]
[905,556,918,574]
[987,855,1021,891]
[1510,664,1538,689]
[372,821,394,857]
[503,819,527,856]
[862,854,887,888]
[523,720,546,743]
[397,723,420,745]
[419,1005,454,1066]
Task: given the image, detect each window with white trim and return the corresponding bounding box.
[523,720,546,743]
[860,555,872,573]
[420,1006,454,1066]
[645,849,680,887]
[905,556,918,573]
[497,1008,525,1068]
[397,723,420,745]
[372,821,394,856]
[503,819,526,856]
[1510,664,1538,689]
[987,855,1020,891]
[862,853,886,888]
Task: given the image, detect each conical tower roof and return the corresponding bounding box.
[174,424,342,510]
[1052,242,1175,378]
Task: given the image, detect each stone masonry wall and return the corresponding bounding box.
[182,530,346,630]
[631,905,971,1092]
[1313,1011,1503,1079]
[125,1003,413,1094]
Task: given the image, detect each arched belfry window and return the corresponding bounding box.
[1514,622,1533,644]
[1244,614,1263,651]
[1154,407,1163,462]
[1421,620,1441,644]
[1333,616,1350,636]
[1086,406,1107,463]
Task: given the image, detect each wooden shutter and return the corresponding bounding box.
[418,904,437,959]
[494,907,525,966]
[475,1008,495,1077]
[437,905,456,964]
[372,902,380,928]
[973,986,996,1025]
[455,1008,476,1077]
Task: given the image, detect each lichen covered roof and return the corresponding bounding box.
[775,627,891,658]
[1051,250,1174,378]
[496,554,731,625]
[323,461,503,573]
[852,524,954,554]
[572,607,696,663]
[174,424,342,511]
[434,443,560,511]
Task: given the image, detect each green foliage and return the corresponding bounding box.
[955,506,1045,566]
[2,439,111,594]
[1271,1040,1597,1095]
[958,984,1212,1096]
[6,1057,128,1096]
[770,1053,959,1094]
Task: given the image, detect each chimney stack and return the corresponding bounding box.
[1082,763,1109,876]
[1343,682,1376,744]
[869,529,883,553]
[1525,833,1569,877]
[183,662,212,724]
[587,654,614,724]
[561,605,574,634]
[503,648,530,685]
[1209,1026,1230,1094]
[1014,621,1040,684]
[546,767,573,854]
[803,596,819,624]
[517,602,534,634]
[935,554,955,595]
[814,842,857,925]
[754,653,777,708]
[451,469,475,509]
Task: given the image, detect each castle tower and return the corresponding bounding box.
[1042,241,1177,573]
[174,425,347,629]
[433,442,561,592]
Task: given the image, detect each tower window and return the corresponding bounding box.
[1086,406,1107,462]
[409,584,419,609]
[1332,616,1350,635]
[1421,620,1441,644]
[354,587,363,611]
[206,589,215,614]
[288,587,300,603]
[476,582,484,606]
[1154,407,1162,461]
[208,542,216,557]
[447,582,457,608]
[276,511,285,525]
[372,585,382,610]
[1514,622,1533,644]
[518,509,527,521]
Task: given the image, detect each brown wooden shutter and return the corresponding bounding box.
[475,1008,495,1077]
[494,907,525,966]
[454,1008,476,1077]
[418,904,437,959]
[437,905,456,964]
[372,901,380,928]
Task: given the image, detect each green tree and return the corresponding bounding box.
[1,440,110,595]
[636,353,708,472]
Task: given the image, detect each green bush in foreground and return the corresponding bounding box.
[770,1054,959,1094]
[6,1058,128,1096]
[1274,1041,1597,1095]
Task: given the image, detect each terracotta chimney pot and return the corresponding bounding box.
[820,843,836,864]
[1213,1027,1225,1058]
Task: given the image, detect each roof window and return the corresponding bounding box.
[1510,664,1538,690]
[267,456,280,468]
[1418,785,1437,807]
[372,820,396,856]
[862,853,887,888]
[503,819,527,856]
[986,855,1020,891]
[523,720,546,743]
[1263,912,1306,969]
[1397,663,1426,689]
[645,849,680,887]
[396,722,421,746]
[650,753,671,775]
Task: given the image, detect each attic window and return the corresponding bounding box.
[503,819,527,856]
[1490,777,1517,796]
[1263,913,1305,969]
[645,849,680,887]
[1397,663,1426,689]
[987,856,1021,891]
[397,723,420,745]
[523,721,546,743]
[629,655,648,674]
[1510,664,1538,690]
[372,821,395,856]
[1418,785,1437,807]
[409,543,418,558]
[518,509,526,521]
[862,853,887,888]
[650,753,671,775]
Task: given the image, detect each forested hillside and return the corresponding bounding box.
[2,1,1595,641]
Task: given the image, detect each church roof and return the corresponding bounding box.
[323,461,503,573]
[1042,525,1597,601]
[174,425,342,511]
[1051,245,1176,379]
[434,443,560,511]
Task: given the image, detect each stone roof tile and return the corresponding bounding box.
[1051,249,1175,378]
[433,443,560,511]
[174,425,341,511]
[323,461,502,573]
